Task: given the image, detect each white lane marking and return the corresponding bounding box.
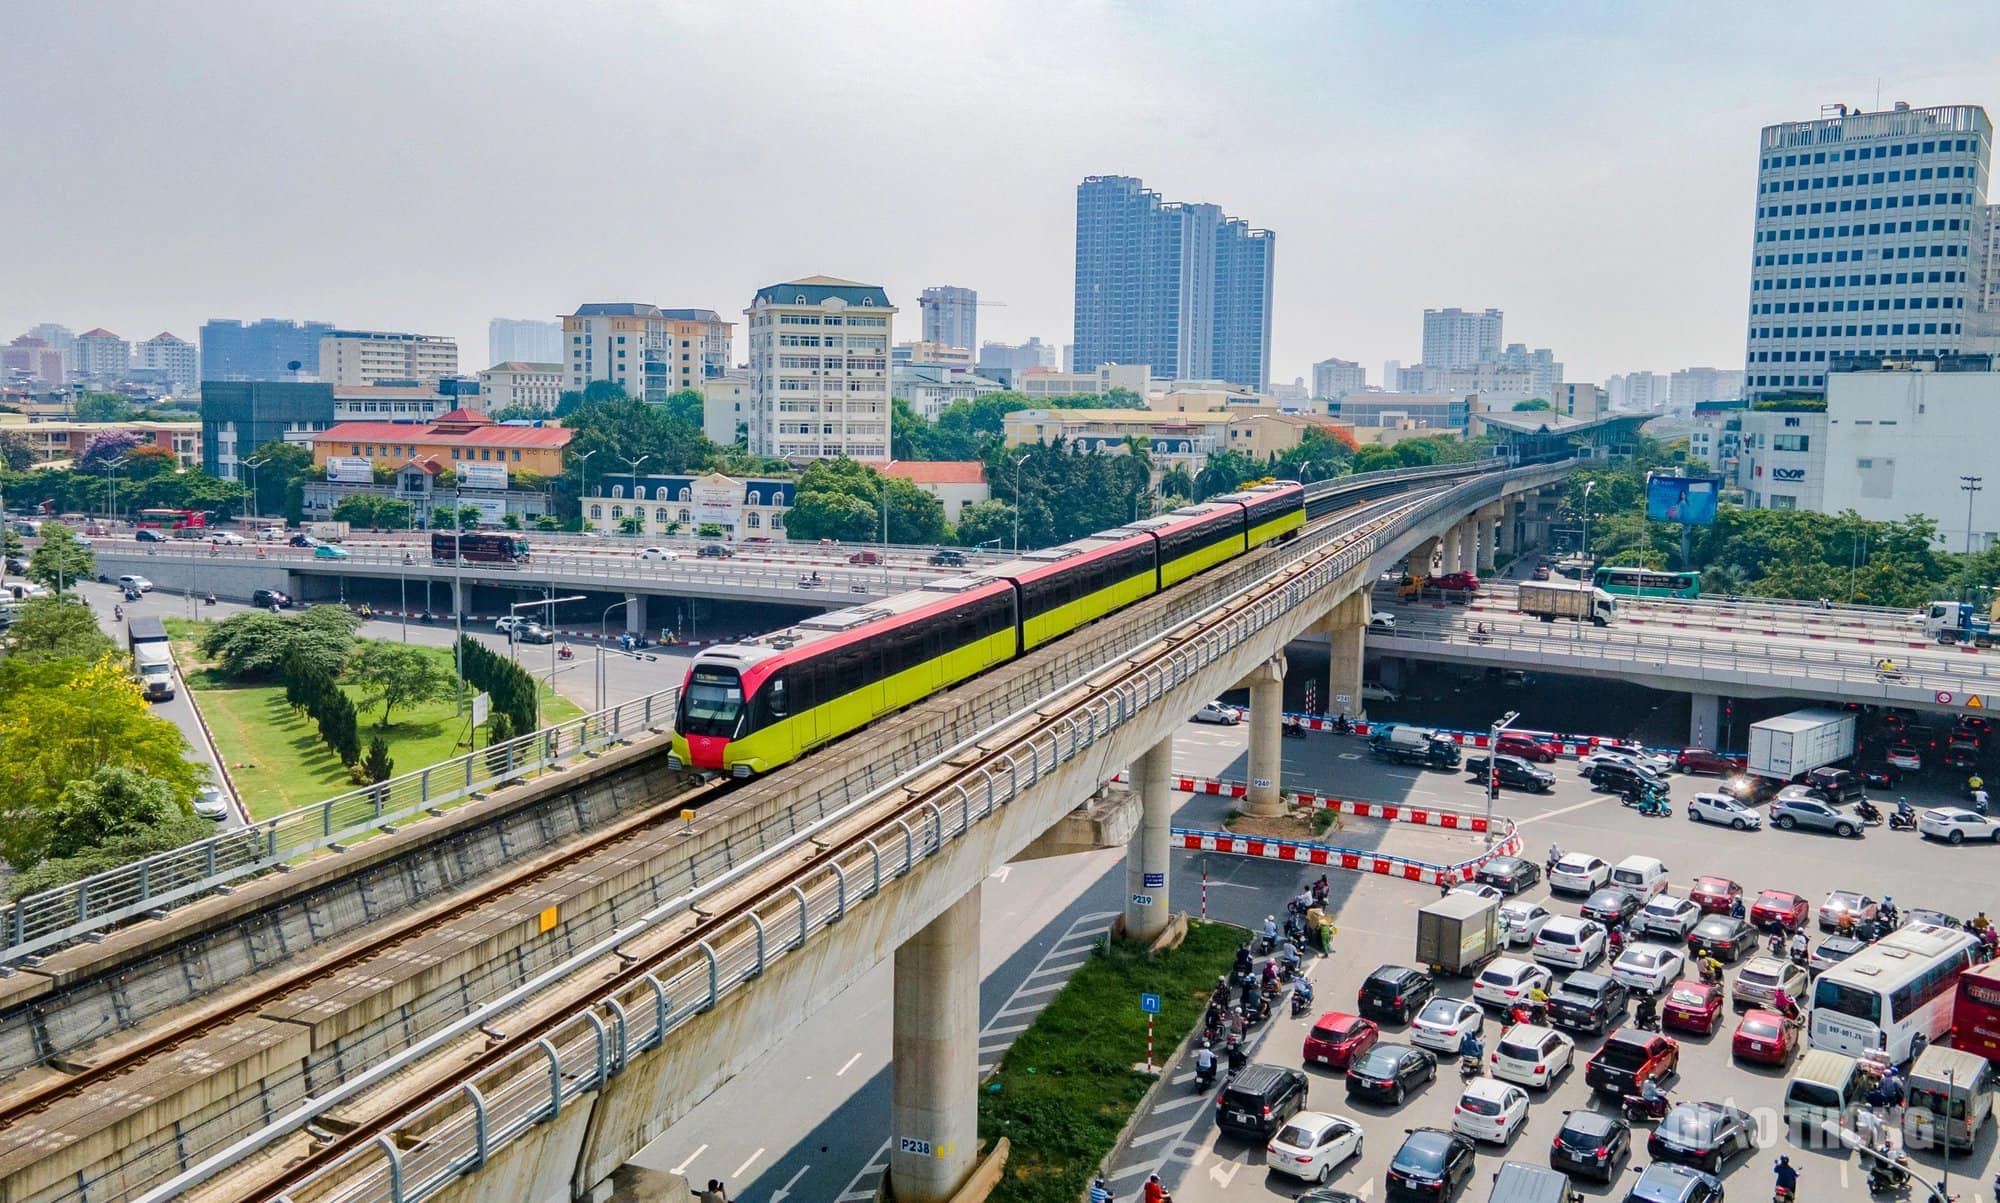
[1012,980,1067,997]
[836,1051,863,1076]
[1511,794,1614,826]
[989,865,1011,883]
[732,1147,766,1179]
[1150,1092,1208,1114]
[670,1144,708,1175]
[1130,1126,1182,1148]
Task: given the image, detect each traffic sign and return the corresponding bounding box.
[1970,695,1986,710]
[1140,992,1161,1014]
[1143,871,1165,889]
[1936,691,1955,705]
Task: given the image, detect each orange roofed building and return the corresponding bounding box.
[879,459,989,522]
[310,408,572,476]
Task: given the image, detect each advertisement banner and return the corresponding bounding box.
[456,462,509,491]
[326,456,375,484]
[1645,474,1719,525]
[692,475,741,528]
[458,497,508,525]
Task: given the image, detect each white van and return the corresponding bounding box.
[1904,1044,1994,1153]
[1609,855,1670,898]
[1784,1049,1866,1139]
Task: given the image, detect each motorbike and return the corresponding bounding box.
[1888,809,1918,831]
[1290,985,1315,1018]
[1774,1187,1796,1203]
[1854,799,1882,825]
[1460,1055,1483,1081]
[1622,1092,1671,1123]
[1331,716,1353,735]
[1193,1051,1218,1092]
[1508,1001,1550,1027]
[112,605,123,621]
[1283,721,1307,740]
[1864,1158,1909,1195]
[1633,995,1662,1032]
[1636,795,1672,818]
[1253,931,1277,957]
[558,645,575,661]
[1699,959,1724,986]
[203,593,216,605]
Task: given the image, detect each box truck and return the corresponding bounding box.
[1370,724,1463,769]
[1746,709,1855,780]
[1517,581,1617,627]
[1416,892,1501,976]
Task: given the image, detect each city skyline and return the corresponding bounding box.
[4,3,1999,388]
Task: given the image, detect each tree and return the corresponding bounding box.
[1157,464,1196,499]
[243,440,313,518]
[784,486,876,543]
[953,499,1015,549]
[331,494,384,528]
[780,457,948,545]
[73,392,134,422]
[200,605,362,680]
[375,497,413,529]
[347,643,455,725]
[501,511,522,530]
[4,596,117,663]
[28,521,94,594]
[562,396,714,479]
[0,430,35,471]
[663,389,706,428]
[1195,450,1262,500]
[42,766,192,861]
[533,514,561,531]
[79,429,148,473]
[619,513,645,535]
[124,444,179,480]
[363,734,395,783]
[1514,398,1553,412]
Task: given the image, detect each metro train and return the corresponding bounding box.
[668,481,1306,777]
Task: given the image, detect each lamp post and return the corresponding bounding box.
[508,594,586,726]
[1011,452,1030,551]
[104,456,129,524]
[244,455,269,522]
[619,455,650,537]
[1960,475,1983,604]
[1486,710,1520,845]
[574,448,599,532]
[450,491,468,716]
[597,599,631,712]
[1580,480,1596,561]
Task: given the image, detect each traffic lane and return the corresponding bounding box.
[1464,582,1927,642]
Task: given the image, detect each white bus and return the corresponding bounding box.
[1809,924,1980,1063]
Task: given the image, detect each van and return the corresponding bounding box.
[1783,1049,1866,1138]
[1609,855,1670,898]
[1490,1161,1572,1203]
[1903,1044,1995,1153]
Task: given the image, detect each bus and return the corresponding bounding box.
[431,531,530,565]
[1591,566,1700,600]
[1950,959,2000,1063]
[134,508,207,531]
[1809,924,1980,1063]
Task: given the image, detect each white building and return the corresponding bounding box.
[563,303,733,401]
[1311,357,1366,400]
[881,460,989,523]
[319,330,459,385]
[702,371,751,446]
[1421,308,1503,370]
[1687,404,1748,475]
[894,364,1004,420]
[977,338,1060,380]
[744,276,894,461]
[136,332,198,392]
[1982,203,2000,315]
[331,384,459,423]
[919,285,977,352]
[73,328,130,381]
[1013,363,1153,399]
[1397,362,1540,407]
[1821,355,2000,549]
[1547,381,1608,420]
[1497,343,1563,397]
[1736,407,1828,511]
[1669,367,1747,407]
[477,361,564,413]
[488,318,563,366]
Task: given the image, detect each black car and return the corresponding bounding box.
[288,532,316,548]
[1646,1101,1756,1174]
[1623,1162,1724,1203]
[1687,915,1756,963]
[1467,755,1556,794]
[135,528,168,543]
[1345,1043,1436,1105]
[1944,741,1981,771]
[1580,888,1644,929]
[1476,856,1542,895]
[251,588,294,609]
[1858,762,1900,788]
[927,548,966,567]
[696,542,734,559]
[1550,1109,1632,1183]
[1358,964,1437,1025]
[1590,761,1669,795]
[1386,1127,1477,1203]
[1716,773,1776,804]
[1215,1063,1309,1138]
[1546,972,1630,1036]
[1800,767,1864,804]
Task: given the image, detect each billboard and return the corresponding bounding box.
[326,456,375,484]
[456,462,509,491]
[1645,474,1720,525]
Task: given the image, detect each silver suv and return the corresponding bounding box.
[1769,793,1861,838]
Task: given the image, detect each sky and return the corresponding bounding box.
[4,1,1998,388]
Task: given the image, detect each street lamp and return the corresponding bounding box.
[508,594,586,726]
[1011,452,1030,551]
[1580,480,1597,561]
[619,455,650,537]
[597,599,630,711]
[1961,475,1983,604]
[1485,710,1520,844]
[574,448,600,531]
[244,455,269,522]
[104,456,129,524]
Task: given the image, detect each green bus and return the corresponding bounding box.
[1592,566,1700,599]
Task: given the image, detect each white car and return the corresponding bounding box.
[1452,1078,1531,1145]
[1532,917,1607,971]
[116,574,154,593]
[207,531,245,545]
[1369,613,1397,631]
[1191,701,1243,725]
[1361,682,1401,703]
[1578,746,1674,776]
[1918,806,2000,844]
[1609,943,1686,996]
[192,784,230,821]
[494,615,530,634]
[1489,1022,1574,1092]
[1450,882,1506,904]
[1688,791,1762,830]
[1547,854,1610,896]
[1634,895,1702,941]
[638,547,680,561]
[1410,997,1485,1054]
[1473,958,1553,1009]
[1497,901,1553,947]
[1265,1111,1363,1184]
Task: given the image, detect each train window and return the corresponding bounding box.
[767,674,790,718]
[835,648,866,695]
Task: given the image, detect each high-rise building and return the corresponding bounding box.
[1497,343,1562,397]
[477,362,564,413]
[656,309,735,379]
[199,380,337,480]
[73,328,131,381]
[1420,308,1504,371]
[1383,359,1402,390]
[1311,357,1366,399]
[27,324,76,372]
[977,337,1061,381]
[563,304,733,401]
[1668,367,1747,407]
[919,285,978,352]
[1980,202,2000,314]
[3,336,65,387]
[136,332,199,392]
[1745,102,1992,399]
[487,318,563,367]
[200,318,336,381]
[317,330,459,386]
[744,275,894,461]
[1072,174,1274,390]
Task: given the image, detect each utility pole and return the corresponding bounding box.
[1012,452,1029,551]
[1961,475,1983,604]
[1486,710,1520,845]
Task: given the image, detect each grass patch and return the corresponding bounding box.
[982,919,1244,1203]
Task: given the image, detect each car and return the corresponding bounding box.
[1386,1127,1476,1203]
[1452,1078,1529,1145]
[1531,564,1552,580]
[510,622,554,644]
[695,542,734,559]
[1489,1022,1574,1091]
[1549,1109,1632,1183]
[1730,956,1807,1012]
[1217,1063,1311,1138]
[1580,888,1645,929]
[1429,571,1481,593]
[1610,944,1687,996]
[1687,791,1762,830]
[192,784,229,821]
[1635,896,1702,941]
[1918,806,2000,844]
[135,527,168,543]
[1304,1012,1381,1070]
[313,544,350,559]
[1358,965,1436,1025]
[1266,1111,1364,1184]
[207,531,245,545]
[1624,1161,1724,1203]
[116,574,154,593]
[1661,980,1724,1035]
[740,535,772,544]
[1546,971,1630,1035]
[1192,700,1244,725]
[1957,715,1993,737]
[1465,754,1556,793]
[1531,917,1607,971]
[1944,741,1981,771]
[1361,682,1402,704]
[638,547,680,561]
[1687,876,1742,916]
[1472,958,1553,1010]
[1581,743,1674,775]
[1495,734,1560,763]
[1731,1009,1798,1065]
[1409,997,1485,1054]
[1859,761,1901,788]
[1547,854,1610,896]
[1904,906,1961,929]
[1298,1193,1367,1203]
[250,588,293,609]
[494,616,533,634]
[1675,748,1744,776]
[1344,1043,1436,1105]
[1687,914,1756,963]
[1749,889,1809,932]
[1799,767,1865,804]
[1808,934,1867,975]
[1449,882,1506,903]
[1496,900,1553,947]
[288,532,318,548]
[1886,744,1922,772]
[926,548,966,567]
[847,550,883,565]
[1476,856,1541,895]
[1647,1101,1756,1174]
[1817,890,1879,931]
[1584,1027,1680,1097]
[1716,772,1779,804]
[1588,761,1671,797]
[1369,612,1397,631]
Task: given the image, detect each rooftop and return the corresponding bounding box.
[750,277,893,311]
[485,361,563,373]
[316,410,571,449]
[881,460,987,485]
[571,302,662,318]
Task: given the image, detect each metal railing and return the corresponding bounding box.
[0,690,679,966]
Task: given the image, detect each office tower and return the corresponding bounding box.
[317,330,459,386]
[1072,174,1274,390]
[1668,367,1747,406]
[919,285,978,352]
[487,318,563,367]
[1497,343,1562,397]
[563,304,733,401]
[1311,357,1366,399]
[73,328,131,381]
[1421,308,1504,370]
[1745,101,1992,399]
[26,324,77,372]
[200,318,337,381]
[745,275,894,460]
[1383,359,1402,391]
[136,332,199,392]
[977,337,1061,378]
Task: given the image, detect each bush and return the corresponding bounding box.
[456,635,538,734]
[364,734,394,783]
[6,816,220,902]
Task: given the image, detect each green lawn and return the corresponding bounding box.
[173,631,582,820]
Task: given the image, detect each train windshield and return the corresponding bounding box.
[682,667,746,738]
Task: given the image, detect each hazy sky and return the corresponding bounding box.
[5,2,1998,386]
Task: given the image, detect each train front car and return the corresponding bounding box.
[669,647,774,775]
[1216,480,1306,547]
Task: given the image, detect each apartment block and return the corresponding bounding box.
[919,285,978,351]
[477,361,564,413]
[744,276,894,461]
[136,332,199,392]
[1311,357,1366,400]
[563,303,733,401]
[73,328,130,381]
[319,330,460,386]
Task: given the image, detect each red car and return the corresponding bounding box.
[1661,980,1723,1035]
[1749,890,1809,932]
[1496,734,1560,763]
[1731,1010,1798,1065]
[1676,748,1745,776]
[1303,1011,1379,1070]
[847,550,883,565]
[1431,571,1481,592]
[1688,877,1742,916]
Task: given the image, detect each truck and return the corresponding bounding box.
[1415,892,1501,976]
[127,615,175,701]
[1746,708,1856,780]
[1517,580,1617,627]
[1922,599,2000,647]
[1370,724,1463,770]
[307,520,350,543]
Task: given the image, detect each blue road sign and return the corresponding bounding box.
[1140,992,1162,1015]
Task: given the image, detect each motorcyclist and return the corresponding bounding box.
[1459,1029,1484,1070]
[1291,976,1315,1011]
[1880,896,1898,927]
[1262,914,1279,946]
[1972,911,1993,934]
[113,603,123,620]
[1286,715,1306,738]
[1277,940,1303,978]
[1634,992,1660,1030]
[1698,952,1725,984]
[1233,945,1254,979]
[1640,1076,1668,1111]
[1730,895,1747,921]
[1193,1040,1216,1085]
[1976,786,1991,815]
[1773,987,1802,1025]
[1772,1155,1799,1200]
[1142,1173,1171,1203]
[1789,929,1810,963]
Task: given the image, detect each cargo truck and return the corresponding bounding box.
[307,520,350,543]
[1746,709,1855,780]
[1370,724,1463,770]
[1416,892,1501,976]
[1517,581,1617,627]
[1922,599,2000,647]
[127,615,175,701]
